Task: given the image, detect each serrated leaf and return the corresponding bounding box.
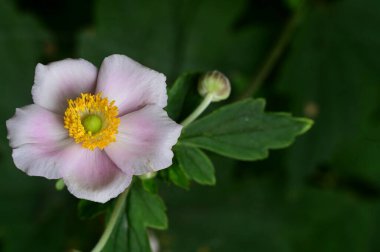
[181,98,313,161]
[168,162,190,189]
[127,182,168,252]
[175,145,216,186]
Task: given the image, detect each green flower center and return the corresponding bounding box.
[82,114,103,134]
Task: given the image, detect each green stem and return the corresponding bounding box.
[181,93,214,127]
[238,5,304,99]
[91,188,130,252]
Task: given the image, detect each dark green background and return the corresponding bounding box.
[1,0,380,251]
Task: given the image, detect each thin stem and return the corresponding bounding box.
[181,93,214,127]
[91,188,130,252]
[238,6,303,99]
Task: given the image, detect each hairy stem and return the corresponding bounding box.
[91,188,129,252]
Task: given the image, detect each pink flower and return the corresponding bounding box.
[6,54,182,203]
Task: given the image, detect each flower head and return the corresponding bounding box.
[6,55,182,203]
[198,70,231,102]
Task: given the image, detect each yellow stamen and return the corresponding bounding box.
[64,93,120,150]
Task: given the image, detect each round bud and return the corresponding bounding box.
[198,70,231,102]
[55,179,65,191]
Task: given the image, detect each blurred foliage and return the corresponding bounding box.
[276,0,380,191]
[0,0,380,251]
[78,0,273,82]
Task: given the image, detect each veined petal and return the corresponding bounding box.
[11,140,72,179]
[6,104,70,179]
[60,146,132,203]
[96,54,167,116]
[105,105,182,175]
[7,104,67,148]
[32,59,97,114]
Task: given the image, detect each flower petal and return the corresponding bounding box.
[6,104,70,179]
[96,54,167,116]
[11,140,72,179]
[61,146,132,203]
[105,105,182,175]
[6,104,67,148]
[32,59,97,113]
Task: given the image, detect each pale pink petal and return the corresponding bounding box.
[96,54,167,116]
[60,145,132,203]
[11,139,73,179]
[105,105,182,175]
[6,104,68,148]
[32,59,97,113]
[6,104,70,179]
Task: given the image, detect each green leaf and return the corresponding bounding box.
[103,211,128,252]
[168,162,190,190]
[166,73,200,121]
[181,98,313,161]
[175,145,216,186]
[141,178,158,194]
[127,182,168,252]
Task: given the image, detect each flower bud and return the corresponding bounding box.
[198,70,231,102]
[55,179,65,191]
